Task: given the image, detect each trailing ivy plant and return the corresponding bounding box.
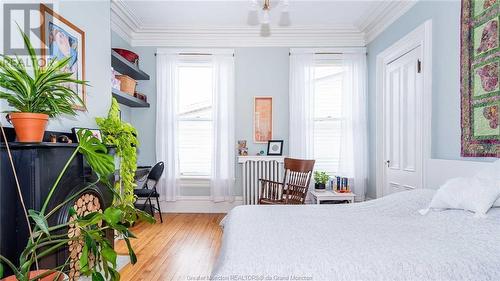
[96,98,138,208]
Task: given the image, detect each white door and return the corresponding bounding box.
[383,46,423,196]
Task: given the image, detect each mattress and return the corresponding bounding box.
[213,189,500,281]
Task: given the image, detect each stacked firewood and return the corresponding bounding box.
[67,193,103,280]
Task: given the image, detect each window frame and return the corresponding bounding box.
[311,57,345,176]
[175,60,215,179]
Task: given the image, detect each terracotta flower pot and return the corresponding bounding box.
[2,270,64,281]
[8,113,49,143]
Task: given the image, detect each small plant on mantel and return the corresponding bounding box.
[96,98,139,211]
[0,126,154,281]
[0,27,86,142]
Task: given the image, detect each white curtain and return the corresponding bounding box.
[156,53,180,202]
[210,54,236,202]
[289,52,315,159]
[288,49,368,201]
[338,53,368,201]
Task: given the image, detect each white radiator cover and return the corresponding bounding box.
[238,156,285,205]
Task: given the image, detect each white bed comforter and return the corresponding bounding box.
[213,189,500,281]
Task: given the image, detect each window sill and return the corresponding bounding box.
[180,176,210,181]
[179,177,210,189]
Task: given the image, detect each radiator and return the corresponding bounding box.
[238,156,285,205]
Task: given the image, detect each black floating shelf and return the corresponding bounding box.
[111,50,150,80]
[112,88,150,108]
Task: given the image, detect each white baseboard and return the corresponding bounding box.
[158,196,243,213]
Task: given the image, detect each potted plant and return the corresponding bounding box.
[314,171,329,191]
[0,126,154,281]
[0,28,86,142]
[96,98,138,207]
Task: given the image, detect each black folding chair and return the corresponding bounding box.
[134,162,164,223]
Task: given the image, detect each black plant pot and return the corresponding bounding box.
[315,183,326,190]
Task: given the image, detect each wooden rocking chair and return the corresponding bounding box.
[258,158,315,205]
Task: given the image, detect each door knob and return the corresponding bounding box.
[385,160,390,167]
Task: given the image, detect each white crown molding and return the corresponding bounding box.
[111,0,418,47]
[358,0,418,43]
[131,25,365,47]
[110,0,140,44]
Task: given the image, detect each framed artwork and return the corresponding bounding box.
[254,97,273,143]
[40,4,86,110]
[267,140,283,156]
[72,128,102,142]
[461,0,499,157]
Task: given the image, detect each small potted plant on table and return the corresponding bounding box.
[0,28,85,142]
[314,171,329,191]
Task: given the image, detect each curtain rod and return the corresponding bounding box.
[155,52,235,56]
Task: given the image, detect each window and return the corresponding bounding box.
[312,60,344,176]
[177,62,214,177]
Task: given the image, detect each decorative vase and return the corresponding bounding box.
[2,270,65,281]
[315,183,326,191]
[8,113,49,142]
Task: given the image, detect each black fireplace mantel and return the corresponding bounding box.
[0,141,113,276]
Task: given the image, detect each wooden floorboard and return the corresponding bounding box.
[115,213,226,281]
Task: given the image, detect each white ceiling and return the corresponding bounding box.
[112,0,418,47]
[121,0,384,28]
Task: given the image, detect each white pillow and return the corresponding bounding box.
[476,159,500,207]
[419,176,500,217]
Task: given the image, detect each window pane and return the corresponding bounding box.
[313,120,341,175]
[179,120,212,176]
[313,65,343,119]
[177,63,214,177]
[313,62,344,176]
[178,65,213,117]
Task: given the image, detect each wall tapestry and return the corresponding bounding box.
[40,4,86,110]
[254,97,273,143]
[461,0,500,157]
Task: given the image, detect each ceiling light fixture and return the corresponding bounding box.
[248,0,291,37]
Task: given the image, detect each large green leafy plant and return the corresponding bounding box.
[0,27,85,116]
[0,128,153,281]
[96,98,139,207]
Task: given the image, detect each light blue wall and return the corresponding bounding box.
[235,48,290,156]
[111,33,133,123]
[234,48,290,196]
[110,33,291,196]
[0,1,112,132]
[366,0,493,198]
[111,32,156,164]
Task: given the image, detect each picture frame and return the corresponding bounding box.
[254,96,273,143]
[40,4,86,110]
[267,140,283,156]
[72,128,102,142]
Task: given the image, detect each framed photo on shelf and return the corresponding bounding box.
[40,4,86,110]
[267,140,283,156]
[72,128,102,142]
[254,96,273,143]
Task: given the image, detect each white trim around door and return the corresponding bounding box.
[375,20,433,198]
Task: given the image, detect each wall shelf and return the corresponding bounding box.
[111,50,150,80]
[112,88,150,108]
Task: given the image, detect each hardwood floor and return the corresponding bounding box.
[115,213,226,281]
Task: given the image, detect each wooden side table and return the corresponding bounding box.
[309,190,356,204]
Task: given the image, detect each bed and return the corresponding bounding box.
[212,189,500,281]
